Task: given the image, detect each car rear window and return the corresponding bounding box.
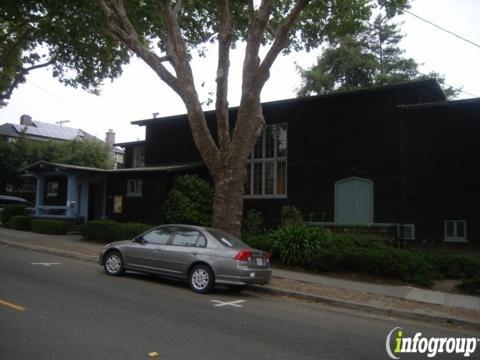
[207,228,248,249]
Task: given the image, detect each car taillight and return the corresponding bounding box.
[234,249,253,261]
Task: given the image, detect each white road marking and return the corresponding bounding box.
[211,299,246,308]
[31,263,61,266]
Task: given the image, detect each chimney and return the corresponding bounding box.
[106,129,115,148]
[20,114,32,126]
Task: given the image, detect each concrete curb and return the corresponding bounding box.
[2,238,479,330]
[249,285,480,330]
[0,239,98,263]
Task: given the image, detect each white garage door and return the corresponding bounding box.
[335,177,373,224]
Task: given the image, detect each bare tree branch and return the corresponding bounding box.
[0,58,55,106]
[157,0,221,172]
[96,0,181,94]
[173,0,183,13]
[258,0,310,86]
[242,0,274,84]
[215,0,233,153]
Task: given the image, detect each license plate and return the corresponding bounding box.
[255,257,265,266]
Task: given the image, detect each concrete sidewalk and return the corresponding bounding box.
[1,227,479,329]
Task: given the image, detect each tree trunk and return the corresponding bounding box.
[211,162,246,237]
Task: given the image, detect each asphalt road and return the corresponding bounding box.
[1,244,478,360]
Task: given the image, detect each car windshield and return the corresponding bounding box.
[207,228,248,249]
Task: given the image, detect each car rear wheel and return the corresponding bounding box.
[104,251,125,276]
[189,264,214,294]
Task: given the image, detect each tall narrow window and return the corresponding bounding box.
[245,123,287,198]
[132,146,145,168]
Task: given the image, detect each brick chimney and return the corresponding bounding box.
[20,114,33,126]
[106,129,115,148]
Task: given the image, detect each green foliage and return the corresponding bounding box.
[281,205,303,225]
[163,175,213,226]
[273,223,436,286]
[120,222,151,240]
[457,278,480,295]
[31,219,67,235]
[10,215,31,231]
[298,14,458,98]
[0,0,129,106]
[273,224,330,266]
[422,254,480,280]
[243,233,275,253]
[80,220,150,243]
[242,209,264,235]
[0,136,113,192]
[1,204,27,225]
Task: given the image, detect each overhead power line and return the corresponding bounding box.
[404,9,480,49]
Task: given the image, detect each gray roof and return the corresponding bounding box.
[23,161,204,174]
[0,121,95,141]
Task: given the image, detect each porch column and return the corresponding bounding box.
[35,175,45,215]
[66,174,78,217]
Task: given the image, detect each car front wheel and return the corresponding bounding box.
[189,264,214,293]
[104,251,125,276]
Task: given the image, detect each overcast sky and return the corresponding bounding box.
[0,0,479,143]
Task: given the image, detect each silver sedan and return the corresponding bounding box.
[99,224,272,293]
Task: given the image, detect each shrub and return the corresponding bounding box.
[31,219,67,235]
[80,220,150,243]
[80,220,122,242]
[423,254,480,279]
[281,205,303,225]
[243,233,274,252]
[10,215,31,231]
[273,223,435,286]
[273,224,331,266]
[457,278,480,295]
[163,175,213,226]
[1,204,27,225]
[120,222,151,240]
[242,209,264,235]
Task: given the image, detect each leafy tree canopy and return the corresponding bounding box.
[298,14,459,98]
[0,0,129,106]
[0,136,114,192]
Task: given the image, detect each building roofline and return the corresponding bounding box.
[23,161,204,174]
[114,140,145,147]
[132,79,445,126]
[398,97,480,110]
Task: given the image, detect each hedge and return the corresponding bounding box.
[457,278,480,295]
[80,220,150,243]
[31,219,67,235]
[1,204,27,225]
[10,215,31,231]
[273,224,436,286]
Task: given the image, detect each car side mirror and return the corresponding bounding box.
[134,235,145,243]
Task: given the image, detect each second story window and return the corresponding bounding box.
[245,123,287,198]
[132,146,145,168]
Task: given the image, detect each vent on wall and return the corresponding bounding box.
[397,224,415,240]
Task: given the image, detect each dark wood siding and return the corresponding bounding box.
[106,172,168,225]
[245,89,404,227]
[403,102,480,244]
